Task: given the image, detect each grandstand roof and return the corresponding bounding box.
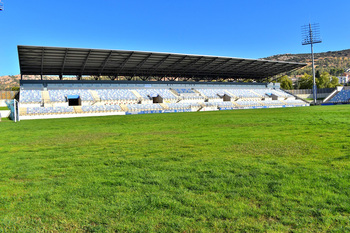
[18,45,306,80]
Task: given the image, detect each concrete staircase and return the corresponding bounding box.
[73,106,83,114]
[197,102,205,111]
[323,86,343,103]
[119,104,128,112]
[19,107,27,116]
[168,89,182,103]
[231,101,241,107]
[193,89,207,99]
[279,100,288,105]
[159,103,168,110]
[130,90,144,103]
[169,89,179,96]
[42,91,50,104]
[130,90,143,99]
[225,90,237,99]
[250,90,263,98]
[89,90,101,104]
[282,90,313,104]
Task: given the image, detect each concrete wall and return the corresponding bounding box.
[0,100,7,107]
[295,93,330,99]
[0,110,10,118]
[0,100,10,118]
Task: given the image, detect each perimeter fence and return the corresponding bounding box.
[288,88,335,95]
[0,91,18,99]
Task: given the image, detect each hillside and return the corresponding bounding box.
[0,75,60,90]
[0,75,136,90]
[263,49,350,76]
[0,75,20,90]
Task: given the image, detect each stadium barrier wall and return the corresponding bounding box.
[19,103,310,120]
[19,111,125,120]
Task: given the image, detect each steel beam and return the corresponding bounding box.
[151,54,171,70]
[99,51,113,75]
[210,59,232,72]
[41,48,44,78]
[196,57,219,70]
[165,56,187,69]
[117,52,134,74]
[80,50,92,75]
[178,56,204,74]
[135,53,153,70]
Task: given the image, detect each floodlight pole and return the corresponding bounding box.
[302,23,322,105]
[310,36,317,105]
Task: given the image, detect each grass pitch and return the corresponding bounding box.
[0,106,349,232]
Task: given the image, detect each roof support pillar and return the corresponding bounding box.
[108,75,116,81]
[156,75,165,81]
[61,48,68,76]
[99,51,113,76]
[81,50,91,76]
[140,76,149,81]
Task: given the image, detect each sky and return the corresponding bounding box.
[0,0,349,76]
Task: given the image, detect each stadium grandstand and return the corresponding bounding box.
[323,86,350,104]
[17,45,309,120]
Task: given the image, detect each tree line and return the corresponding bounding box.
[278,71,342,90]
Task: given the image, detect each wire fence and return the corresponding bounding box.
[288,88,335,95]
[0,91,18,99]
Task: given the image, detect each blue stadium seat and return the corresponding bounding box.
[330,89,350,103]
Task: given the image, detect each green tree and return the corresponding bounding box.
[329,76,340,88]
[278,75,293,90]
[299,73,313,89]
[316,72,330,88]
[316,70,321,79]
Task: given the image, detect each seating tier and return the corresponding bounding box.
[20,90,42,103]
[330,89,350,102]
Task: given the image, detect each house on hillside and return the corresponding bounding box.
[338,71,349,85]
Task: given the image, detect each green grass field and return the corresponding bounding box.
[0,106,349,232]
